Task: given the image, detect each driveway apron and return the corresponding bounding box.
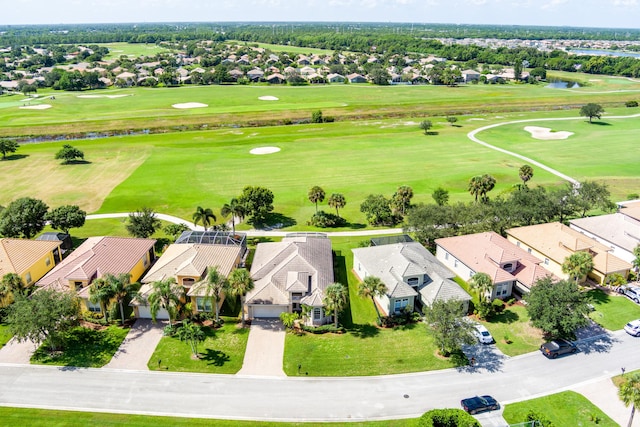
[237,319,286,377]
[104,319,165,370]
[0,338,37,364]
[573,377,640,426]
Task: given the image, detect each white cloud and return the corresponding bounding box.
[541,0,568,10]
[611,0,637,5]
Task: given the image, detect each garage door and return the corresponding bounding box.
[251,305,287,318]
[136,305,170,320]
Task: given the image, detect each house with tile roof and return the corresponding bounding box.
[0,238,62,305]
[134,243,244,319]
[36,236,155,313]
[435,232,557,299]
[245,236,333,325]
[352,241,471,316]
[506,222,632,285]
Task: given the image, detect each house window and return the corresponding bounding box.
[74,281,83,289]
[143,256,148,267]
[445,252,449,260]
[196,297,212,312]
[394,298,409,313]
[544,258,549,265]
[469,270,475,278]
[527,248,532,254]
[25,272,32,284]
[407,277,419,286]
[516,241,521,247]
[454,260,458,268]
[183,278,195,287]
[313,308,322,320]
[45,257,51,266]
[495,283,509,297]
[87,300,101,312]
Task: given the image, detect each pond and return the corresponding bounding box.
[546,80,581,89]
[570,48,640,59]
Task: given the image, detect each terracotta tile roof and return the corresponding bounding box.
[36,236,156,292]
[0,238,61,276]
[506,223,632,275]
[435,232,555,287]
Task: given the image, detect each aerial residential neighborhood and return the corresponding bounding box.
[1,9,640,427]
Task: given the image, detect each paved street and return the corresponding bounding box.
[1,330,638,422]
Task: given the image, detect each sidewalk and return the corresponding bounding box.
[573,377,639,426]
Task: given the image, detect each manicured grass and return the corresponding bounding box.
[31,325,128,368]
[479,304,544,356]
[477,113,640,200]
[611,368,640,388]
[587,288,640,331]
[0,407,420,427]
[502,391,617,427]
[0,323,13,347]
[226,40,336,55]
[148,317,249,374]
[283,322,466,376]
[99,42,171,60]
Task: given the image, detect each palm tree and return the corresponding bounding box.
[176,319,206,359]
[108,273,139,326]
[227,268,254,327]
[480,174,496,203]
[197,266,228,323]
[469,272,494,304]
[468,175,483,203]
[619,372,640,427]
[357,276,387,323]
[147,277,184,329]
[392,185,414,216]
[327,193,346,217]
[562,251,594,285]
[0,273,26,303]
[192,206,216,231]
[89,276,116,322]
[220,198,247,234]
[323,282,348,328]
[519,164,534,187]
[308,186,326,213]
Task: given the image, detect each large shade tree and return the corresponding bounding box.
[423,298,476,357]
[227,268,254,327]
[126,207,161,238]
[357,276,387,322]
[562,251,594,285]
[192,206,217,231]
[0,197,49,238]
[45,205,86,234]
[580,103,604,123]
[0,138,19,160]
[323,282,348,328]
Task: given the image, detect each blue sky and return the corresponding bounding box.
[4,0,640,29]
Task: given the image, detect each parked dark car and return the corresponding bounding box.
[540,338,577,358]
[460,395,499,414]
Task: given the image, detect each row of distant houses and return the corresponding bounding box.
[3,202,636,323]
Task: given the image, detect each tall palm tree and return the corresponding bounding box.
[89,276,116,322]
[0,273,26,304]
[327,193,346,217]
[619,372,640,427]
[220,198,247,234]
[323,282,348,328]
[108,273,139,326]
[519,164,534,187]
[392,185,414,216]
[308,186,326,213]
[147,277,184,329]
[468,175,483,203]
[197,266,228,323]
[480,174,496,203]
[227,268,254,327]
[192,206,216,231]
[469,272,494,304]
[562,251,594,285]
[357,276,387,323]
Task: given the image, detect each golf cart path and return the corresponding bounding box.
[467,112,640,186]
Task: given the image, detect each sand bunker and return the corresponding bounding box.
[258,96,279,101]
[172,102,208,109]
[524,126,574,140]
[77,94,130,99]
[250,147,281,155]
[19,104,52,110]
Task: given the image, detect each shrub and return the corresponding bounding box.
[505,297,516,306]
[323,116,335,123]
[279,311,300,330]
[418,408,480,427]
[525,409,553,426]
[475,301,494,320]
[311,110,323,123]
[492,298,505,313]
[163,325,176,336]
[308,210,347,228]
[301,324,345,334]
[625,100,638,107]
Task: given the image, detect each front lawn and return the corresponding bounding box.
[478,304,544,356]
[0,406,420,427]
[148,318,249,374]
[31,325,128,368]
[283,322,466,376]
[0,323,13,347]
[502,391,617,427]
[587,288,640,331]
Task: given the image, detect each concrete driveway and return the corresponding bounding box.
[104,319,165,370]
[237,318,285,377]
[0,337,37,364]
